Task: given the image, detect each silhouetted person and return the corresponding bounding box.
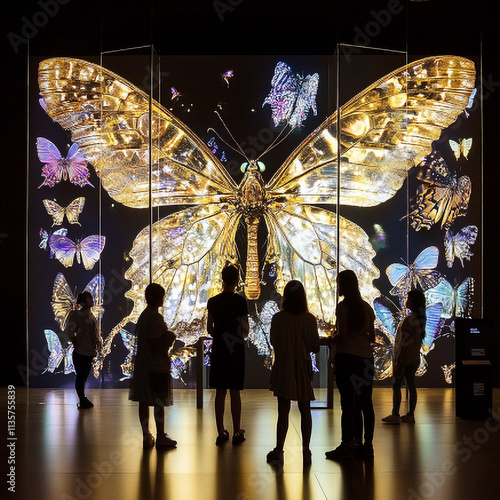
[129,283,177,448]
[266,280,320,468]
[207,265,249,445]
[382,289,426,424]
[326,270,376,460]
[65,291,102,409]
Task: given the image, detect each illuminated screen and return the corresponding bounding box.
[27,52,482,388]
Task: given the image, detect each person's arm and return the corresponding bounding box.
[331,305,348,346]
[64,313,78,345]
[207,311,215,336]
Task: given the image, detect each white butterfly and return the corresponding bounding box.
[444,225,478,268]
[43,329,75,374]
[449,138,473,160]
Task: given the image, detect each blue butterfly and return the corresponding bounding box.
[424,277,474,319]
[386,246,441,301]
[43,329,75,374]
[262,61,319,128]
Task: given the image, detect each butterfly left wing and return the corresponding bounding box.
[51,272,75,330]
[43,200,65,226]
[38,58,238,209]
[84,274,105,323]
[267,56,476,207]
[264,204,379,331]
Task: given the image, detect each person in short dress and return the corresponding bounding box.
[207,265,249,446]
[65,291,102,409]
[129,283,177,448]
[266,280,320,467]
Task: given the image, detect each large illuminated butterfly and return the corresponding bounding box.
[49,233,105,270]
[37,137,94,188]
[424,277,474,319]
[263,61,319,128]
[51,272,104,331]
[386,246,442,301]
[373,298,444,380]
[43,197,85,226]
[444,225,478,268]
[408,151,471,230]
[43,329,75,374]
[38,56,475,359]
[449,137,473,160]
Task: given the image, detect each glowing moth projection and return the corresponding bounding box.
[38,57,476,371]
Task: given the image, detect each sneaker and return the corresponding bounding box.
[354,443,374,459]
[325,443,354,460]
[143,433,155,449]
[400,413,415,423]
[156,434,177,448]
[303,449,312,467]
[232,429,246,445]
[266,448,284,466]
[216,430,229,446]
[381,413,401,424]
[77,398,93,409]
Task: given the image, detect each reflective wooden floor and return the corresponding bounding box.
[1,387,499,500]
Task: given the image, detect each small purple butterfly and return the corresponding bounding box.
[222,70,233,87]
[37,137,94,188]
[170,87,182,100]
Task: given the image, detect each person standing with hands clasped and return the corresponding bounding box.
[266,280,320,468]
[326,270,376,460]
[207,265,249,446]
[382,289,426,424]
[65,291,102,410]
[129,283,177,448]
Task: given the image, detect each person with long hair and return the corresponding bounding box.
[65,291,102,409]
[266,280,320,468]
[129,283,177,448]
[326,270,376,460]
[207,265,249,446]
[382,289,426,424]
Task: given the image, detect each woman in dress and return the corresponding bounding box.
[65,291,102,409]
[326,270,376,460]
[382,289,426,424]
[266,280,320,467]
[207,265,249,445]
[129,283,177,448]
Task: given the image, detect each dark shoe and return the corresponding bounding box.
[303,449,312,467]
[156,434,177,448]
[382,413,400,424]
[77,398,93,409]
[266,448,284,466]
[232,429,245,445]
[353,443,374,459]
[143,433,155,449]
[400,413,415,423]
[216,430,229,446]
[325,443,354,460]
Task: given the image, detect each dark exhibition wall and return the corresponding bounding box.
[1,0,499,388]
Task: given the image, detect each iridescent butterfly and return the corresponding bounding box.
[38,56,475,359]
[262,61,319,128]
[118,328,136,379]
[207,137,219,154]
[222,69,233,87]
[248,300,280,358]
[386,246,442,301]
[43,197,85,226]
[369,223,388,252]
[51,272,104,330]
[464,88,477,117]
[444,225,478,268]
[39,227,67,256]
[49,233,105,270]
[43,329,75,374]
[37,137,94,188]
[424,277,474,319]
[449,137,473,160]
[441,362,455,384]
[170,87,182,100]
[374,298,444,379]
[408,151,471,230]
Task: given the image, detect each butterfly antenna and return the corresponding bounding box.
[257,125,297,160]
[210,111,249,161]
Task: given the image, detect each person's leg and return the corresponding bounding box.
[276,397,291,451]
[335,353,355,444]
[229,389,242,435]
[139,402,150,436]
[153,403,165,437]
[404,363,419,415]
[297,401,312,450]
[357,358,375,445]
[215,388,227,436]
[73,353,92,403]
[392,375,403,415]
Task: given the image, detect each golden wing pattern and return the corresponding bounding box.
[38,56,476,364]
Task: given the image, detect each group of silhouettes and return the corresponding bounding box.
[66,266,427,466]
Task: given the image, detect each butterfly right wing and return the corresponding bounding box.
[37,137,64,188]
[65,197,86,225]
[267,56,476,207]
[65,143,94,188]
[38,58,238,208]
[49,234,77,268]
[43,199,65,226]
[78,235,106,270]
[51,272,75,330]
